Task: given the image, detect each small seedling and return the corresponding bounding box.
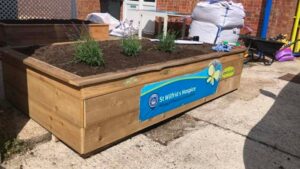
[157,32,176,53]
[121,36,142,57]
[74,35,105,66]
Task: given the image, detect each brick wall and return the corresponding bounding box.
[157,0,198,14]
[265,0,297,38]
[76,0,100,19]
[240,0,298,38]
[76,0,298,38]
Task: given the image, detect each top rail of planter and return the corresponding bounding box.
[1,45,246,88]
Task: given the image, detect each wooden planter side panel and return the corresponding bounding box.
[83,54,243,126]
[88,24,109,42]
[82,75,241,154]
[80,54,243,99]
[26,69,84,152]
[0,24,109,46]
[2,60,29,114]
[82,54,243,154]
[0,25,4,45]
[1,46,244,154]
[1,49,29,114]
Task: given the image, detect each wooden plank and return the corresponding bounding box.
[2,61,29,114]
[29,97,83,153]
[88,24,109,41]
[27,69,84,127]
[26,68,81,98]
[0,24,4,44]
[84,55,243,127]
[4,82,29,114]
[24,57,81,84]
[2,63,27,94]
[84,85,140,127]
[82,74,241,154]
[84,72,242,128]
[71,49,246,87]
[1,23,109,46]
[81,54,243,99]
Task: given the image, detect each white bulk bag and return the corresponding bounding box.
[217,27,240,44]
[189,21,219,44]
[191,1,245,28]
[86,13,120,31]
[189,20,240,44]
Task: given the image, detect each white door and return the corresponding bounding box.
[123,0,157,34]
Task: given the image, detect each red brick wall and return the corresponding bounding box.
[240,0,298,38]
[76,0,100,19]
[265,0,297,38]
[76,0,298,38]
[157,0,198,14]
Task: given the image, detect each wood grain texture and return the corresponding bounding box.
[1,49,29,113]
[1,45,244,155]
[84,55,243,128]
[82,74,241,154]
[24,57,80,84]
[0,23,109,46]
[71,49,246,87]
[27,69,83,127]
[80,53,243,99]
[88,24,109,41]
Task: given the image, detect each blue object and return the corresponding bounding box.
[261,0,273,38]
[212,43,232,52]
[293,52,300,57]
[139,61,223,121]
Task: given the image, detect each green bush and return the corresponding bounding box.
[121,36,142,57]
[157,32,176,53]
[74,36,105,66]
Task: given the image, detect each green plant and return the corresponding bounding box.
[157,32,176,53]
[74,35,105,66]
[1,137,25,161]
[121,36,142,57]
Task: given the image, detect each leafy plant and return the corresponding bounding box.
[1,137,25,161]
[121,36,142,57]
[74,35,105,66]
[157,32,176,53]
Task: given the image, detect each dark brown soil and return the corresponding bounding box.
[28,40,214,77]
[0,19,91,24]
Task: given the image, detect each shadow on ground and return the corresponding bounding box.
[0,101,29,162]
[244,73,300,169]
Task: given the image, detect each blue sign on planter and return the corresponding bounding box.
[139,60,223,121]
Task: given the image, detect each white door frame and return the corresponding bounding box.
[123,0,157,20]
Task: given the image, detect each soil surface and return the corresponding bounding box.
[0,19,91,24]
[28,40,214,77]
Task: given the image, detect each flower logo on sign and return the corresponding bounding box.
[207,63,221,85]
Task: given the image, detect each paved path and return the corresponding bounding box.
[1,59,300,169]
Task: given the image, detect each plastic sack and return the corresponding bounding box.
[86,13,120,31]
[110,19,138,37]
[191,1,245,28]
[217,27,240,44]
[189,20,240,44]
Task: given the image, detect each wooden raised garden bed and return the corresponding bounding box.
[0,19,109,46]
[0,41,245,155]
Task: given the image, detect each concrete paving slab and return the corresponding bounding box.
[2,120,300,169]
